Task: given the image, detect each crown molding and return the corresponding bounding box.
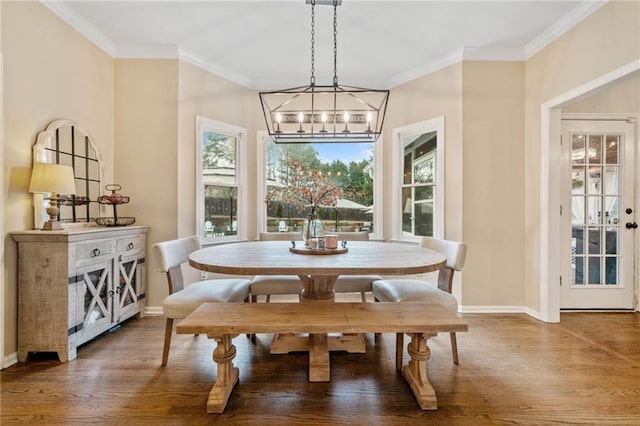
[114,45,179,59]
[524,0,608,59]
[42,0,609,91]
[178,49,255,89]
[386,49,464,88]
[41,0,115,56]
[462,47,525,62]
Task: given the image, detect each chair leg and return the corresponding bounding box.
[266,295,271,303]
[450,332,459,365]
[161,318,174,366]
[395,332,404,371]
[360,291,366,303]
[251,295,257,303]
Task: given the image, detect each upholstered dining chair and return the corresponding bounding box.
[249,232,303,303]
[372,237,467,368]
[332,231,382,302]
[153,236,251,366]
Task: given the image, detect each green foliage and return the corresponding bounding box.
[202,132,236,169]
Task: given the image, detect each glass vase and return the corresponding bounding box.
[302,214,324,246]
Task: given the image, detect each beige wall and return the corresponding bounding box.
[524,0,640,311]
[2,2,114,359]
[175,60,257,285]
[563,71,640,113]
[176,61,257,239]
[462,61,525,306]
[383,63,464,242]
[114,59,179,309]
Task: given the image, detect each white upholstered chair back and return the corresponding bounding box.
[421,237,467,271]
[155,235,201,272]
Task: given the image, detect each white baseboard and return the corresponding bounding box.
[145,306,163,316]
[3,352,18,369]
[460,305,544,321]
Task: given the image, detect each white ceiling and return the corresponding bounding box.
[48,0,604,89]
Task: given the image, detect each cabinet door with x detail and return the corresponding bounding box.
[76,259,114,343]
[115,252,145,323]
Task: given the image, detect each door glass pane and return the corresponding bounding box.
[572,134,586,164]
[605,257,618,285]
[605,135,619,164]
[573,255,584,285]
[586,196,601,224]
[603,166,619,196]
[588,135,603,164]
[572,167,585,194]
[587,227,601,254]
[604,196,619,225]
[587,167,602,195]
[588,257,601,284]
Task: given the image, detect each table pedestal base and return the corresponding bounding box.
[270,332,367,382]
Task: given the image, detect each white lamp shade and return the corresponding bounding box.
[29,163,76,195]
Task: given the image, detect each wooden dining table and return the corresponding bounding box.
[188,239,447,382]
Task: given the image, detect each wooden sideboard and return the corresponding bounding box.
[11,226,150,362]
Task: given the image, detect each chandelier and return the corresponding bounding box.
[259,0,389,144]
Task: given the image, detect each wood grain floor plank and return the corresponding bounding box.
[2,310,640,424]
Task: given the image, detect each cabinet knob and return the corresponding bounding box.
[108,289,115,297]
[127,242,134,250]
[92,248,101,257]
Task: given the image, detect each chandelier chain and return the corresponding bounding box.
[333,1,338,86]
[310,1,315,86]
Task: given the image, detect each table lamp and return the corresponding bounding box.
[29,163,76,230]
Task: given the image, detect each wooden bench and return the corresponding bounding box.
[176,302,468,413]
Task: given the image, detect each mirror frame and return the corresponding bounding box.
[32,119,105,229]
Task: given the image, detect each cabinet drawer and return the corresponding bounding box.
[116,235,144,256]
[76,240,113,261]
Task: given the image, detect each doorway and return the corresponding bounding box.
[540,61,640,323]
[561,120,636,309]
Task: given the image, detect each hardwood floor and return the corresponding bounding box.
[2,304,640,425]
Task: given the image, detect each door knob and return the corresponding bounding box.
[625,222,638,229]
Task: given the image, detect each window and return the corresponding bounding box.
[392,117,444,241]
[196,116,247,242]
[257,132,382,239]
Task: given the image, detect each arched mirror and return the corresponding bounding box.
[32,120,104,229]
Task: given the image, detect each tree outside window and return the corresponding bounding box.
[264,140,375,234]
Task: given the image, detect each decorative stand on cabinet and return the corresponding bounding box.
[11,226,149,362]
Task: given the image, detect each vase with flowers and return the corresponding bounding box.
[266,161,343,246]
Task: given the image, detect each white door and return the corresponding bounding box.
[561,120,636,309]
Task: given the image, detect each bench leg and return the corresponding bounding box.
[402,333,437,410]
[207,334,239,414]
